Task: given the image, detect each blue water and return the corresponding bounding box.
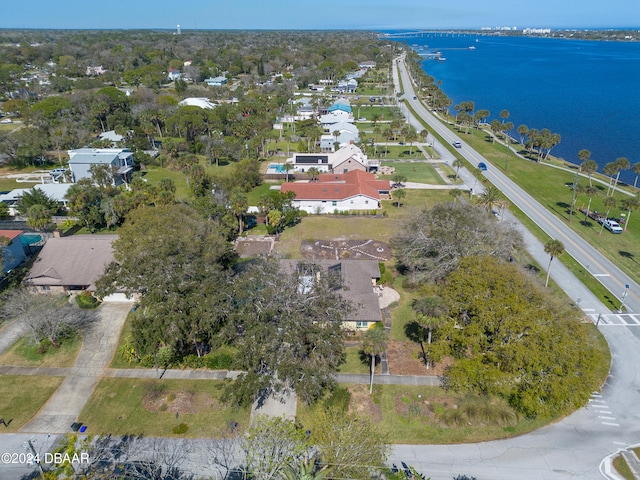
[390,33,640,184]
[270,164,286,173]
[21,234,42,245]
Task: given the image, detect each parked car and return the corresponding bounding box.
[602,219,623,233]
[478,162,487,171]
[452,141,462,148]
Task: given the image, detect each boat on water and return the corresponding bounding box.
[437,56,447,61]
[468,46,476,50]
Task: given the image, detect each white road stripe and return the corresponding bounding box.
[602,422,620,426]
[598,416,617,420]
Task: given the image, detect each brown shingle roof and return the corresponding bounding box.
[24,235,116,290]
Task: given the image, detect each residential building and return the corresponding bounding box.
[167,68,182,81]
[85,65,106,76]
[358,61,377,69]
[287,144,371,173]
[205,76,228,86]
[0,184,73,216]
[67,148,134,185]
[178,97,216,109]
[280,169,390,214]
[23,234,133,302]
[280,259,382,330]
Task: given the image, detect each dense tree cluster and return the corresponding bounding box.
[431,256,602,418]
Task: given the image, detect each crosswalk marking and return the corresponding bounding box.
[589,393,619,428]
[587,313,640,326]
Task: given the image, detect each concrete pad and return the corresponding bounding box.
[250,389,297,425]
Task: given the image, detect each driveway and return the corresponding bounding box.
[20,302,131,434]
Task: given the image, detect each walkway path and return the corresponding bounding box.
[20,303,131,434]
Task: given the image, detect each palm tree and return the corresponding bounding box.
[599,196,618,235]
[412,296,445,370]
[544,239,564,287]
[583,186,599,220]
[307,167,320,182]
[282,162,294,182]
[621,195,640,232]
[362,326,387,394]
[476,185,502,213]
[449,188,464,203]
[499,109,510,124]
[578,158,598,186]
[613,157,630,191]
[393,188,406,207]
[498,198,510,222]
[471,166,484,194]
[632,162,640,189]
[452,159,463,180]
[517,124,529,145]
[603,162,618,196]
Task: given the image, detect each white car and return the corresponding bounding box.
[602,219,623,233]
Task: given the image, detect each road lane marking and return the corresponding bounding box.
[602,422,620,426]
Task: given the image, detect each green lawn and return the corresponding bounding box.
[613,455,635,480]
[142,168,190,200]
[338,345,370,374]
[0,336,81,367]
[0,376,64,431]
[379,161,447,185]
[79,378,250,437]
[375,145,426,160]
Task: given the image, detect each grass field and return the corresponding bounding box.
[379,161,446,185]
[0,336,81,368]
[338,345,370,374]
[0,376,63,431]
[296,384,551,444]
[79,378,250,437]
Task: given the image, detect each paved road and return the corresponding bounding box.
[392,55,640,480]
[19,303,131,434]
[398,57,640,320]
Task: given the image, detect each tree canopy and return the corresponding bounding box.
[431,256,603,418]
[392,202,523,284]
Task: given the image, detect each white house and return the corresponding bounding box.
[205,76,228,86]
[287,144,371,173]
[67,148,134,185]
[319,110,354,127]
[178,97,216,109]
[0,184,73,216]
[280,170,390,214]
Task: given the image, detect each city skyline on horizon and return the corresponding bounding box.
[2,0,638,31]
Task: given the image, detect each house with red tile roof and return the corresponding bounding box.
[280,170,390,214]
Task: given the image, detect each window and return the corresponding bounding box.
[365,200,369,204]
[356,322,368,328]
[40,286,50,291]
[332,201,337,206]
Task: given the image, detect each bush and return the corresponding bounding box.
[75,292,100,309]
[172,423,189,434]
[180,354,205,369]
[204,353,234,370]
[324,386,351,412]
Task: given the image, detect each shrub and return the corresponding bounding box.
[324,386,351,412]
[75,292,100,309]
[204,353,234,370]
[180,354,205,369]
[172,423,189,434]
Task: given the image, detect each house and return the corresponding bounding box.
[205,76,228,86]
[280,169,390,214]
[0,230,27,274]
[280,259,382,330]
[358,61,377,69]
[321,121,359,147]
[86,65,106,76]
[319,110,355,128]
[327,99,352,114]
[167,68,182,81]
[23,234,132,301]
[334,79,358,93]
[98,130,125,145]
[178,97,216,109]
[0,184,73,216]
[67,148,134,185]
[287,144,371,173]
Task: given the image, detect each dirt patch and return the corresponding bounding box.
[394,394,457,423]
[301,239,391,261]
[347,384,382,422]
[142,391,219,414]
[234,236,275,258]
[386,341,451,376]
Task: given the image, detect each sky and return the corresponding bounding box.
[2,0,638,30]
